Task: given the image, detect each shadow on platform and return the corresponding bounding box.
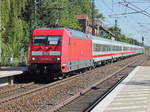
[0,67,27,71]
[122,80,150,86]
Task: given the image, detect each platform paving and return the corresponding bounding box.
[0,67,27,78]
[91,66,150,112]
[0,67,27,86]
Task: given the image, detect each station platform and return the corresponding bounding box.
[0,67,27,86]
[91,66,150,112]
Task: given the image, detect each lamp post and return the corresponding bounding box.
[0,11,2,69]
[34,0,38,28]
[142,36,144,46]
[114,19,118,40]
[92,0,95,35]
[0,32,1,69]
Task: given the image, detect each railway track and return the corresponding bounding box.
[142,56,150,66]
[0,73,81,110]
[85,56,147,112]
[142,50,150,66]
[0,82,44,102]
[55,55,146,112]
[0,82,34,95]
[0,54,146,112]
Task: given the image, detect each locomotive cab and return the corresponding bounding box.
[28,28,69,75]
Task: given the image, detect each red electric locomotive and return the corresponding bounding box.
[28,28,93,77]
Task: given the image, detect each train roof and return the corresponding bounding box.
[91,35,142,48]
[36,28,143,48]
[37,27,88,39]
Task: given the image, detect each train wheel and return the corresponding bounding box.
[92,63,96,69]
[57,73,66,80]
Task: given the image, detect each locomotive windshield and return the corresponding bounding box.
[33,36,61,45]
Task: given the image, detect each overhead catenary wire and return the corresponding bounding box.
[96,0,150,45]
[124,0,150,16]
[119,0,150,38]
[119,0,150,18]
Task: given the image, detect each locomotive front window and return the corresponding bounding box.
[48,36,60,45]
[33,36,61,45]
[33,36,47,45]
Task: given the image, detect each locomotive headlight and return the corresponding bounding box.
[32,57,36,61]
[56,57,60,61]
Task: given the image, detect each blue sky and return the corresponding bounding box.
[95,0,150,46]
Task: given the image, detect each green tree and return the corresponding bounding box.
[100,26,141,45]
[0,0,105,66]
[1,0,28,65]
[27,0,104,30]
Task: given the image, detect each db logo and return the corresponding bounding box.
[43,51,49,55]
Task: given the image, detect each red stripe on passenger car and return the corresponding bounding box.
[93,51,144,58]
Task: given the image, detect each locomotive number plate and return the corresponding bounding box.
[50,51,60,55]
[40,58,50,60]
[43,51,50,55]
